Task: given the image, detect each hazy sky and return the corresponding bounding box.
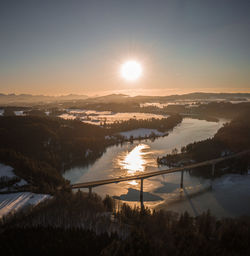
[1,0,250,95]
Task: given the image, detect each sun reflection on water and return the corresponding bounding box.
[119,144,149,175]
[128,180,138,185]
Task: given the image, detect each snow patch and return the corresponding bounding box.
[15,179,28,187]
[119,128,167,139]
[85,149,92,157]
[58,113,76,120]
[0,163,16,178]
[105,135,116,140]
[221,150,231,157]
[0,192,51,218]
[0,163,28,189]
[213,174,250,188]
[14,110,25,116]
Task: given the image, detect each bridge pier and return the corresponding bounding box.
[88,186,92,197]
[140,178,144,210]
[180,170,184,189]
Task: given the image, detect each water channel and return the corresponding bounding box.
[64,118,250,217]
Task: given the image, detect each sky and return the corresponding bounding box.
[0,0,250,96]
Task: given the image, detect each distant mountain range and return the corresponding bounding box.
[85,92,250,103]
[0,93,88,105]
[1,92,250,105]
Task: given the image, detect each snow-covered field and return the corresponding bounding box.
[0,163,51,218]
[59,110,167,125]
[119,128,167,139]
[58,113,76,120]
[0,192,51,218]
[140,99,250,108]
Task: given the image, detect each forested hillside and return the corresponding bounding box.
[183,112,250,161]
[0,116,108,191]
[158,112,250,176]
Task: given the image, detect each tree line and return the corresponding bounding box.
[106,114,183,133]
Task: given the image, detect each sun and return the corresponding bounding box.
[121,60,142,81]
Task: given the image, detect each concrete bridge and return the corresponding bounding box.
[71,150,250,209]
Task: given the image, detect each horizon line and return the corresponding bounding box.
[1,90,250,98]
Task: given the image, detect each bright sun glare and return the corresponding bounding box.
[119,144,148,174]
[121,60,142,81]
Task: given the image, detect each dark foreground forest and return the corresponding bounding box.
[1,191,250,256]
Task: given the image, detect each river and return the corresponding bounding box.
[64,118,250,218]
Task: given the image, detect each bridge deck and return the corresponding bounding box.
[71,150,249,189]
